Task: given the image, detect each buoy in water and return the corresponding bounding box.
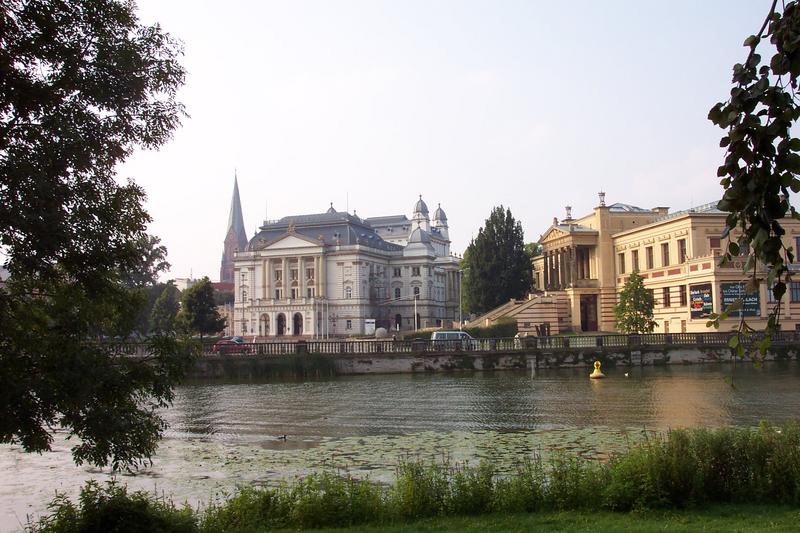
[590,360,606,379]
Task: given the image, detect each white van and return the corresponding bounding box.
[430,330,478,349]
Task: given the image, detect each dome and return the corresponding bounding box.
[433,203,447,222]
[326,203,336,214]
[413,194,429,216]
[408,227,432,244]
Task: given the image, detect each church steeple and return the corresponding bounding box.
[220,174,248,283]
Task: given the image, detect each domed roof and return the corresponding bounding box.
[413,194,429,215]
[326,203,336,214]
[408,226,432,244]
[433,203,447,221]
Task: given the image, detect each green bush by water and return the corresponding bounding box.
[28,424,800,532]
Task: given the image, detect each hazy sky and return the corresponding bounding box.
[120,0,769,280]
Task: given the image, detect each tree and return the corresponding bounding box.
[710,1,800,342]
[0,0,190,469]
[462,206,533,315]
[150,282,180,334]
[614,271,656,334]
[178,278,226,339]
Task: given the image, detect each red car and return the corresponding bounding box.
[211,337,251,354]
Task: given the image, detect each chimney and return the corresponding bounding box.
[553,217,559,226]
[598,191,606,207]
[565,205,572,220]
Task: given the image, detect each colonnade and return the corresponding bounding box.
[543,246,592,290]
[262,254,327,300]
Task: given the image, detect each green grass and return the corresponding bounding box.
[309,505,800,532]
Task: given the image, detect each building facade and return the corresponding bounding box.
[231,196,461,338]
[524,193,800,334]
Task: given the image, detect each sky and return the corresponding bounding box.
[120,0,770,280]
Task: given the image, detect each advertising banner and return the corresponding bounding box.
[690,283,713,319]
[720,282,761,317]
[365,318,376,335]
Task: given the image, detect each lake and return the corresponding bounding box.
[1,362,799,531]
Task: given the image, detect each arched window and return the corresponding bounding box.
[394,287,401,299]
[345,286,352,299]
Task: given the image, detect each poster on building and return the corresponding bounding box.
[720,282,760,317]
[365,318,376,335]
[689,283,713,319]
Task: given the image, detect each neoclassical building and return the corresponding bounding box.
[230,194,461,338]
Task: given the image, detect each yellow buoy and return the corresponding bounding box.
[590,360,606,379]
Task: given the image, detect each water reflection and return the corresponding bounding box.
[166,362,800,444]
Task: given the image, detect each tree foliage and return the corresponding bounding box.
[614,271,656,334]
[0,0,190,468]
[462,206,532,315]
[178,278,226,339]
[150,282,180,334]
[710,0,800,337]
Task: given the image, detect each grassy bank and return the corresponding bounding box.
[29,423,800,532]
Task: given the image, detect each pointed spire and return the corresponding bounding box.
[226,175,247,248]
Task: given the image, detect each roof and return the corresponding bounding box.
[654,201,724,222]
[607,202,650,213]
[553,223,597,233]
[225,176,248,248]
[365,214,409,225]
[413,195,429,215]
[433,203,447,221]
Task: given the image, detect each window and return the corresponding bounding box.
[307,287,315,298]
[796,237,800,256]
[306,268,314,280]
[413,286,420,298]
[631,249,639,272]
[274,288,282,299]
[275,270,282,281]
[710,237,721,250]
[663,287,671,307]
[394,287,401,299]
[412,266,421,277]
[791,282,800,303]
[290,288,297,299]
[345,286,352,299]
[241,289,248,301]
[646,246,654,269]
[679,285,687,306]
[346,319,352,330]
[242,320,247,333]
[647,288,655,305]
[618,253,626,274]
[678,239,687,263]
[393,268,401,277]
[661,242,670,266]
[768,284,778,303]
[291,269,298,281]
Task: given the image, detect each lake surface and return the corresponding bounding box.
[2,362,799,531]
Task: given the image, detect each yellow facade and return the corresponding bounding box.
[530,197,800,334]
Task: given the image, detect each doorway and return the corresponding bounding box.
[277,313,286,336]
[579,294,598,332]
[293,312,303,336]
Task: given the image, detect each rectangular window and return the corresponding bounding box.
[647,288,655,305]
[678,239,687,263]
[346,319,352,330]
[631,249,639,272]
[679,285,687,306]
[663,287,671,307]
[307,287,315,298]
[274,289,282,299]
[275,270,282,281]
[306,268,314,280]
[618,252,626,275]
[290,288,297,299]
[661,242,670,266]
[412,266,421,277]
[791,282,800,302]
[646,246,654,269]
[393,268,401,277]
[710,237,721,250]
[290,269,298,281]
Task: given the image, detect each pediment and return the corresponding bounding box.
[539,226,569,242]
[253,233,322,251]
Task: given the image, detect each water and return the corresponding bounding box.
[2,362,799,531]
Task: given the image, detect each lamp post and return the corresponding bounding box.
[458,268,469,330]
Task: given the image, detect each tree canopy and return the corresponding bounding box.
[462,206,532,315]
[150,282,180,334]
[0,0,190,468]
[613,271,656,334]
[178,278,226,338]
[710,0,800,338]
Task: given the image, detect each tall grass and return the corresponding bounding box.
[28,423,800,532]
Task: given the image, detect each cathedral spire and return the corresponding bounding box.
[220,174,248,283]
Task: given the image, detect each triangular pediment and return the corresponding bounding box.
[539,226,570,242]
[254,233,323,251]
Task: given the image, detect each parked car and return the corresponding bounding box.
[212,336,251,354]
[430,330,479,350]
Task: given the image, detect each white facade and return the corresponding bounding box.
[232,197,461,337]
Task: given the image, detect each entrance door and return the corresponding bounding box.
[277,313,286,336]
[293,313,303,336]
[395,314,402,331]
[579,294,598,332]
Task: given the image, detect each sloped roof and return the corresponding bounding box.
[607,202,650,213]
[225,176,248,249]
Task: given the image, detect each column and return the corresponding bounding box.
[543,252,550,290]
[300,257,307,299]
[569,246,577,286]
[282,257,288,298]
[320,255,327,297]
[264,259,271,299]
